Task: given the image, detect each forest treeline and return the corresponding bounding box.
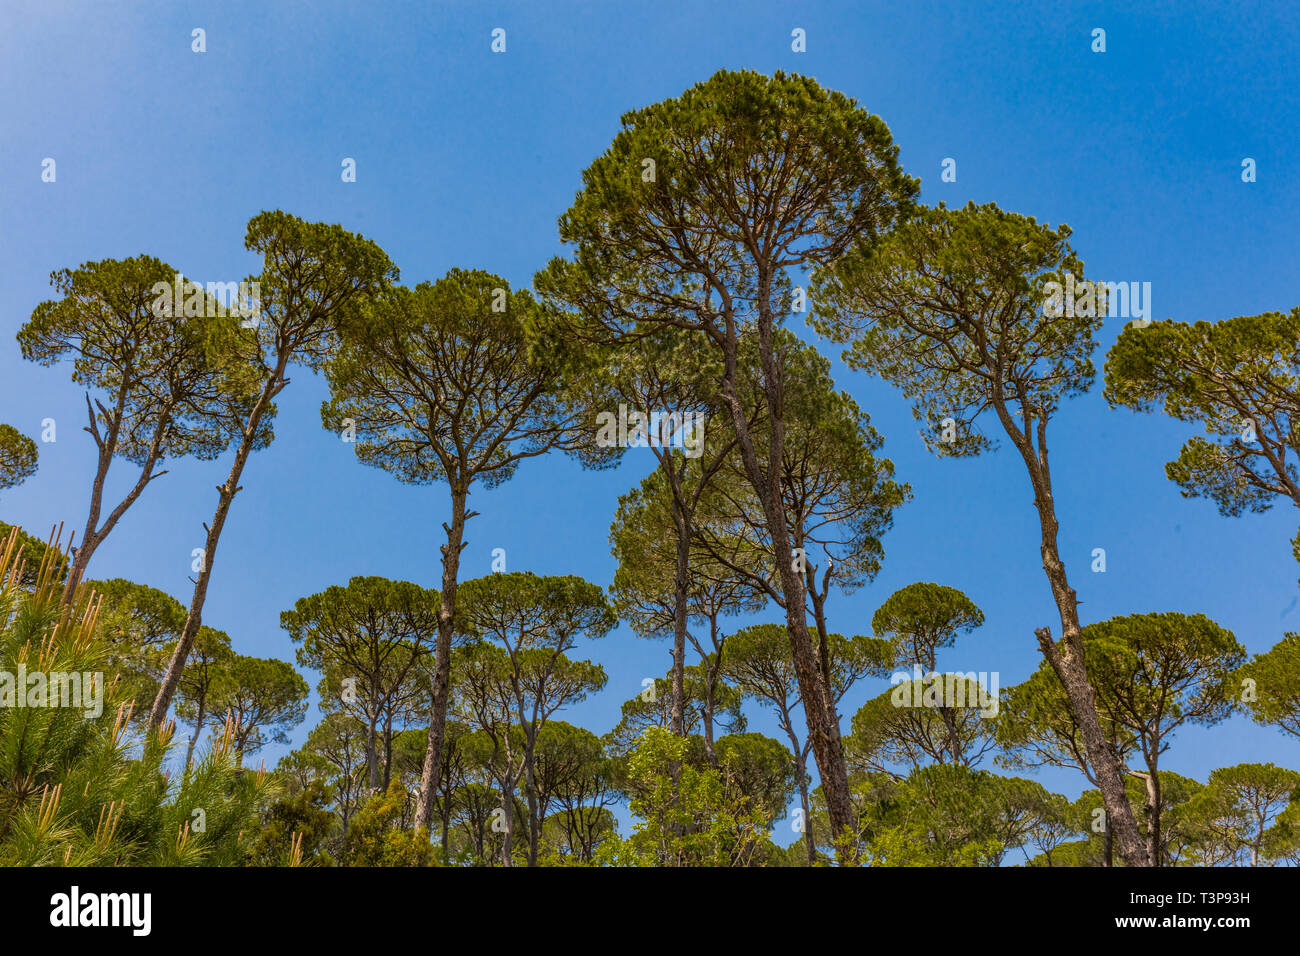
[1,70,1298,867]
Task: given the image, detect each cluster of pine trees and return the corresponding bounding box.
[2,70,1298,867]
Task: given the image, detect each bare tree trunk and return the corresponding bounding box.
[807,569,835,691]
[701,676,718,765]
[718,292,857,863]
[382,718,393,791]
[148,361,284,730]
[1133,759,1162,866]
[938,705,964,764]
[63,391,122,603]
[414,484,471,830]
[524,741,540,866]
[788,733,815,866]
[994,400,1150,868]
[440,799,451,863]
[184,694,206,769]
[670,494,689,739]
[1027,516,1149,867]
[64,393,172,604]
[499,785,515,867]
[365,705,379,793]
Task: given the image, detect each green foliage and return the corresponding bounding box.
[205,655,309,760]
[322,270,609,486]
[998,612,1244,784]
[1084,612,1244,737]
[598,727,772,867]
[849,676,998,773]
[172,626,235,763]
[0,529,272,865]
[538,68,918,337]
[18,255,252,467]
[0,522,68,589]
[1182,762,1300,866]
[243,778,338,866]
[0,425,38,493]
[871,582,985,670]
[1031,773,1209,867]
[727,623,890,710]
[1104,308,1300,516]
[1235,632,1300,739]
[337,785,436,867]
[281,575,439,789]
[88,577,187,722]
[605,662,746,759]
[714,732,797,827]
[858,765,1065,866]
[813,201,1101,457]
[245,210,400,373]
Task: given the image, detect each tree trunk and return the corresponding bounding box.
[938,705,964,765]
[148,359,285,730]
[524,742,540,866]
[701,614,722,766]
[1137,759,1162,866]
[440,797,451,863]
[807,571,835,691]
[366,705,379,793]
[793,739,815,865]
[702,696,716,766]
[64,392,172,604]
[718,304,857,862]
[499,785,515,867]
[185,694,206,769]
[414,484,470,830]
[1003,408,1150,868]
[63,389,123,603]
[670,494,689,739]
[382,719,393,791]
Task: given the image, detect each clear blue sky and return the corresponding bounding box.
[3,1,1298,841]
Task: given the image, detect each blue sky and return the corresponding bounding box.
[3,0,1299,843]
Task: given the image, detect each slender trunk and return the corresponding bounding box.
[719,311,856,862]
[66,453,164,602]
[65,531,99,605]
[440,797,451,863]
[789,733,815,866]
[64,393,172,604]
[148,362,284,730]
[365,705,379,793]
[1143,758,1162,866]
[414,484,470,830]
[701,614,722,766]
[499,785,514,867]
[808,572,834,691]
[670,494,689,738]
[938,705,964,764]
[63,390,122,602]
[382,720,393,791]
[1104,810,1113,866]
[702,698,716,765]
[524,742,540,866]
[185,693,207,769]
[1001,407,1150,868]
